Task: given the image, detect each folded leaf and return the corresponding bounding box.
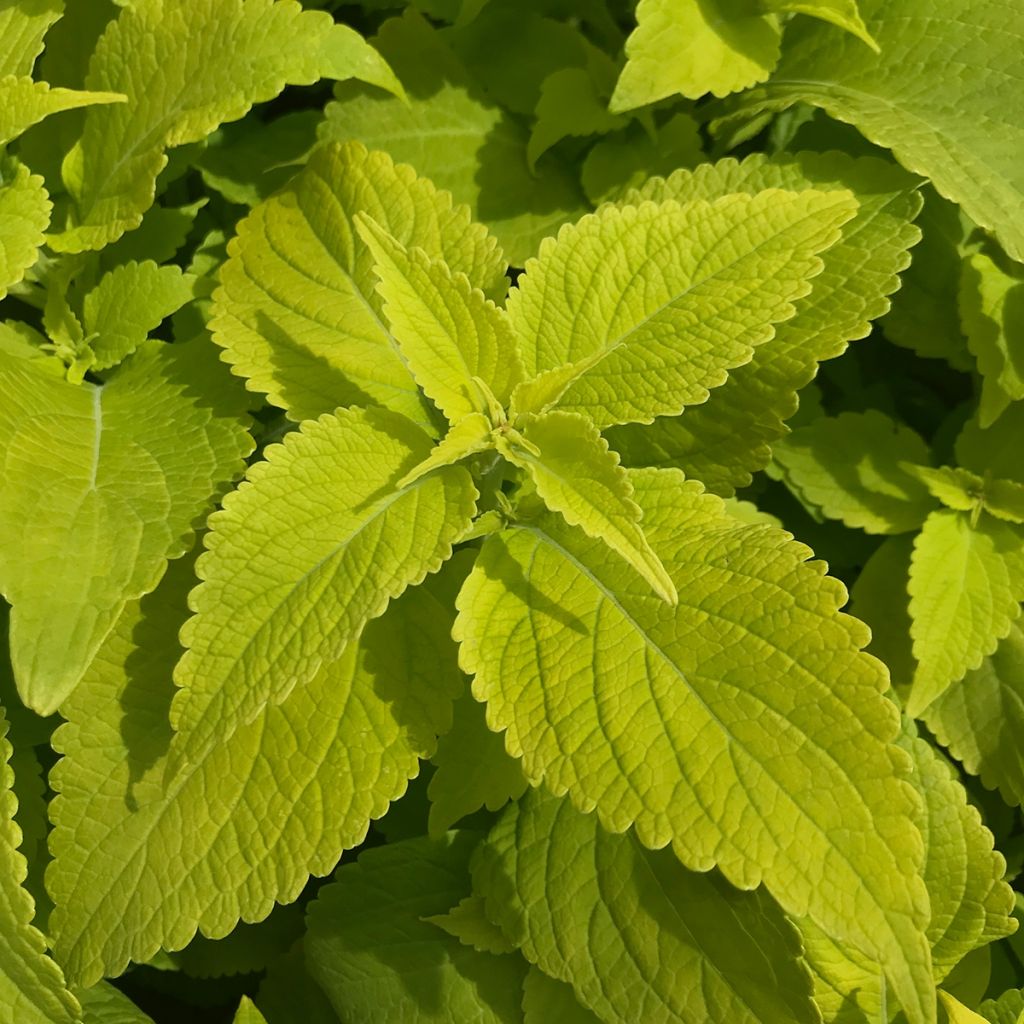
[509,189,857,428]
[428,685,528,836]
[473,788,820,1023]
[607,152,921,493]
[49,555,464,985]
[0,0,64,77]
[940,991,992,1024]
[305,832,527,1023]
[356,214,522,422]
[48,0,403,252]
[497,410,676,602]
[763,0,878,50]
[907,511,1024,717]
[0,75,122,146]
[715,0,1024,263]
[610,0,782,110]
[773,411,936,533]
[82,261,194,371]
[0,162,50,301]
[456,468,933,1022]
[169,406,476,768]
[211,141,505,427]
[0,706,81,1024]
[0,340,252,715]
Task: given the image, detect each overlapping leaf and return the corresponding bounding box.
[48,0,403,252]
[0,0,64,77]
[508,188,857,428]
[456,468,933,1021]
[0,75,122,146]
[473,788,819,1023]
[48,554,464,985]
[211,140,505,427]
[0,162,50,301]
[0,339,252,715]
[521,969,601,1024]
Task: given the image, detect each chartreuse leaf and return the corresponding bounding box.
[81,261,194,371]
[0,340,252,716]
[424,895,514,955]
[607,152,921,494]
[940,991,991,1024]
[321,9,587,265]
[0,162,50,301]
[610,0,782,109]
[986,479,1024,525]
[762,0,877,50]
[474,788,819,1023]
[980,989,1024,1024]
[956,406,1024,485]
[168,406,476,769]
[0,706,81,1024]
[925,624,1024,808]
[305,832,527,1023]
[355,214,522,421]
[496,410,676,603]
[232,997,268,1024]
[256,943,338,1024]
[49,553,465,985]
[48,0,402,253]
[960,251,1024,427]
[211,141,505,427]
[716,0,1024,264]
[509,189,857,428]
[772,411,936,534]
[399,413,494,489]
[428,685,528,836]
[0,76,123,146]
[522,968,602,1024]
[906,511,1024,718]
[0,0,64,76]
[456,468,934,1022]
[905,466,988,516]
[78,982,156,1023]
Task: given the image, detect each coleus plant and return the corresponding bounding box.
[2,1,1024,1023]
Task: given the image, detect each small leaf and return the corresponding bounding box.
[762,0,878,51]
[906,511,1024,717]
[424,895,515,955]
[399,413,495,489]
[232,997,269,1024]
[904,466,987,515]
[497,410,676,602]
[0,74,122,146]
[940,990,991,1024]
[0,162,50,301]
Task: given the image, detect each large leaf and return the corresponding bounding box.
[716,0,1024,263]
[473,788,820,1023]
[0,75,122,146]
[771,410,936,534]
[168,405,476,767]
[925,624,1024,807]
[508,189,857,428]
[0,0,64,77]
[48,555,464,985]
[48,0,403,252]
[0,706,81,1024]
[606,152,922,493]
[0,340,252,715]
[456,468,933,1022]
[211,140,505,427]
[321,9,587,265]
[305,832,527,1023]
[906,511,1024,717]
[521,968,602,1024]
[0,162,50,300]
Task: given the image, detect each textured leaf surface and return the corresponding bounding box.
[424,895,514,955]
[306,832,527,1023]
[907,511,1024,717]
[78,982,156,1024]
[0,340,252,715]
[498,411,675,602]
[610,0,781,110]
[428,686,528,836]
[169,405,476,768]
[0,0,64,77]
[925,625,1024,808]
[321,9,586,265]
[474,788,819,1023]
[717,0,1024,262]
[0,162,50,300]
[764,0,877,49]
[0,75,122,146]
[0,707,81,1024]
[49,555,464,985]
[456,468,933,1021]
[961,251,1024,427]
[905,466,986,514]
[772,411,936,534]
[521,968,602,1024]
[980,989,1024,1024]
[49,0,402,252]
[82,261,194,370]
[356,214,521,421]
[509,189,856,428]
[211,141,505,426]
[606,153,922,493]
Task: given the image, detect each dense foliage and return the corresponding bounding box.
[1,1,1023,1022]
